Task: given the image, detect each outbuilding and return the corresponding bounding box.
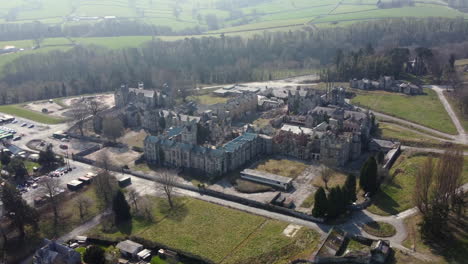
[240,169,293,190]
[67,180,83,191]
[116,240,143,259]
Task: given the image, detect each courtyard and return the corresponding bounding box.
[84,146,142,168]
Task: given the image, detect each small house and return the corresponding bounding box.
[116,240,143,259]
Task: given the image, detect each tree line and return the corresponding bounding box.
[2,17,468,104]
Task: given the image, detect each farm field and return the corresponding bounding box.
[1,0,467,34]
[351,88,458,135]
[367,154,468,216]
[90,197,320,263]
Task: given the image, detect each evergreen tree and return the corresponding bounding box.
[1,182,38,238]
[38,144,57,169]
[344,174,357,203]
[112,190,132,224]
[83,245,106,264]
[327,187,340,218]
[360,156,378,194]
[0,150,10,166]
[312,187,328,218]
[7,157,28,181]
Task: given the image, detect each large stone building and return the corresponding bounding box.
[209,92,258,120]
[144,121,272,177]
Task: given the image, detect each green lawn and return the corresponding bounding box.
[0,104,65,124]
[362,221,396,237]
[377,122,448,148]
[351,88,458,134]
[90,197,320,263]
[254,158,309,178]
[187,94,229,105]
[368,154,468,216]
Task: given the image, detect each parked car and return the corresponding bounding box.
[59,144,68,149]
[28,124,34,128]
[21,123,27,127]
[13,136,21,141]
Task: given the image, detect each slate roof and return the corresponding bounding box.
[223,133,258,152]
[117,240,143,254]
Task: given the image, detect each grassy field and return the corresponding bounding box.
[351,88,458,134]
[444,91,468,132]
[311,168,348,189]
[90,197,320,263]
[39,185,101,238]
[367,153,468,216]
[254,158,309,178]
[2,0,467,33]
[187,94,229,105]
[0,104,66,124]
[376,122,450,148]
[362,221,396,237]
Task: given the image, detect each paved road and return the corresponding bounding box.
[58,210,110,243]
[430,85,468,144]
[380,121,453,143]
[401,145,468,156]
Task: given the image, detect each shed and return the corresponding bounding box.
[116,240,143,259]
[67,180,83,191]
[78,177,91,184]
[240,169,293,190]
[118,176,132,187]
[137,249,152,260]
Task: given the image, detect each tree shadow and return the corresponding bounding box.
[117,220,133,235]
[157,199,189,222]
[370,190,400,215]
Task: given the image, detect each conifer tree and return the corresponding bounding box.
[312,187,328,218]
[360,157,378,194]
[344,174,357,203]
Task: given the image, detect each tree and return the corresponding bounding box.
[414,149,464,237]
[360,156,378,194]
[320,166,333,190]
[94,171,118,207]
[39,177,62,235]
[327,187,340,218]
[0,150,10,166]
[96,151,112,172]
[75,196,93,221]
[112,190,132,225]
[343,174,357,203]
[102,117,124,142]
[38,144,58,169]
[157,169,176,209]
[1,182,38,238]
[312,187,328,218]
[83,245,105,264]
[127,188,140,212]
[6,157,28,182]
[70,101,89,136]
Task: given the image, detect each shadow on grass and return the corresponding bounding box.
[117,220,133,235]
[370,190,400,216]
[157,199,189,222]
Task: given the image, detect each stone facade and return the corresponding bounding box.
[210,93,258,120]
[350,77,423,95]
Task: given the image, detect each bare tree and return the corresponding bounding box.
[39,177,62,234]
[413,156,434,214]
[96,151,112,172]
[321,166,334,190]
[156,169,176,209]
[87,99,108,116]
[128,188,140,212]
[136,197,154,222]
[94,171,118,207]
[70,101,89,136]
[75,196,93,221]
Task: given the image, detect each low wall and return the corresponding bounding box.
[74,144,101,157]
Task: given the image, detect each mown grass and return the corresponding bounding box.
[0,104,66,124]
[300,193,315,208]
[187,94,229,105]
[254,158,308,178]
[367,154,468,216]
[377,122,449,148]
[90,196,320,263]
[351,88,458,134]
[362,221,396,237]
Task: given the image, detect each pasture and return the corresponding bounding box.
[90,197,321,263]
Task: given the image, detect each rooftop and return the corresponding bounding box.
[280,124,314,135]
[223,133,258,152]
[241,169,293,184]
[117,240,143,254]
